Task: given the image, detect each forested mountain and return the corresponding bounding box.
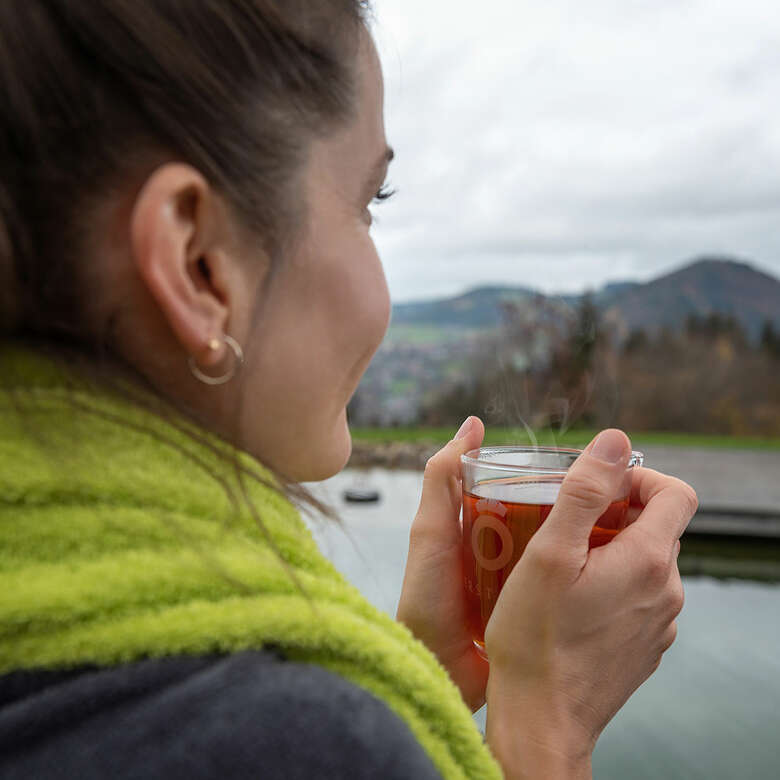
[390,257,779,342]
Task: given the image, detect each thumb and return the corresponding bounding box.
[534,428,631,559]
[412,416,485,549]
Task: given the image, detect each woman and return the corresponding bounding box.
[0,2,697,778]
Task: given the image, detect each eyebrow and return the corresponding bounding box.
[366,146,394,189]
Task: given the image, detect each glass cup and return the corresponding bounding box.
[461,445,644,659]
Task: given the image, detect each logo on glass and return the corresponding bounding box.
[470,498,514,571]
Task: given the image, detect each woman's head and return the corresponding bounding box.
[0,0,393,482]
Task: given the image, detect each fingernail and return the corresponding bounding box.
[590,429,628,464]
[455,417,473,440]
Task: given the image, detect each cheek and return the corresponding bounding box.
[313,236,389,369]
[237,237,389,481]
[350,250,391,349]
[355,236,391,326]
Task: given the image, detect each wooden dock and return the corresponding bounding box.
[680,506,780,582]
[685,506,780,539]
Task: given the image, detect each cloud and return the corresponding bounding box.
[368,0,780,300]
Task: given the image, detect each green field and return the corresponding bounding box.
[350,426,780,450]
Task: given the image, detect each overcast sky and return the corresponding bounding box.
[368,0,780,302]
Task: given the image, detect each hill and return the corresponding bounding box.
[390,256,780,342]
[391,286,535,329]
[601,257,780,341]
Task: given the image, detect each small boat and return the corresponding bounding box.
[343,487,381,503]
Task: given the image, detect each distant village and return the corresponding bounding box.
[348,258,780,433]
[349,329,482,425]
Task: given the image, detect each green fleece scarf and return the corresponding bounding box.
[0,339,501,780]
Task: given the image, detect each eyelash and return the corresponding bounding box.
[373,184,397,204]
[368,184,396,226]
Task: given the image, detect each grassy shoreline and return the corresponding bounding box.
[350,426,780,450]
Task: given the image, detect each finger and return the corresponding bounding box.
[534,429,631,560]
[630,467,698,514]
[660,620,678,653]
[590,518,687,596]
[625,468,696,531]
[624,470,699,549]
[411,416,485,552]
[667,569,685,618]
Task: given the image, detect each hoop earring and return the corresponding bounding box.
[188,334,244,385]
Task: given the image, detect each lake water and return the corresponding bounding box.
[307,468,780,780]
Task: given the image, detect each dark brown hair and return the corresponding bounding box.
[1,0,371,332]
[0,0,374,536]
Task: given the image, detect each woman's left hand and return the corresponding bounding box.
[396,415,489,712]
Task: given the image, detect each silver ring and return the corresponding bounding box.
[188,334,244,385]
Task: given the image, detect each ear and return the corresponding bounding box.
[129,162,234,370]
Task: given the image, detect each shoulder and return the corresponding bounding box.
[0,650,443,780]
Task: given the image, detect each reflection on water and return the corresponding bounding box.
[307,468,780,780]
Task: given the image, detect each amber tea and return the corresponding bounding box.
[460,446,643,658]
[462,481,629,652]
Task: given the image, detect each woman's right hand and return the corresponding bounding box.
[483,429,698,780]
